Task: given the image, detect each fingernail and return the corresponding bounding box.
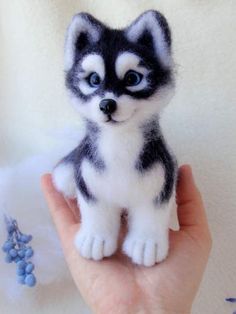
[179,164,192,175]
[184,164,192,172]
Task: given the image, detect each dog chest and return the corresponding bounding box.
[80,129,165,207]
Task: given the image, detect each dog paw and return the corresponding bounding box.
[123,234,169,266]
[74,231,117,261]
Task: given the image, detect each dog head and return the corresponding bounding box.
[65,10,175,127]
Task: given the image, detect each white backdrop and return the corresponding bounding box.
[0,1,236,313]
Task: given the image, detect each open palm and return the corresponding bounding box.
[41,165,211,314]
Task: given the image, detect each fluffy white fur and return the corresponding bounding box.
[80,54,105,79]
[53,163,77,198]
[54,92,176,266]
[126,11,172,69]
[53,11,177,265]
[75,127,173,265]
[53,130,175,265]
[69,75,174,127]
[78,54,105,95]
[115,52,149,78]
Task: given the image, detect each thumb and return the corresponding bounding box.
[176,165,208,229]
[40,174,79,238]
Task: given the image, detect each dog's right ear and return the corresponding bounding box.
[64,13,103,71]
[125,10,172,69]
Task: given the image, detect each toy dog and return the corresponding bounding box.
[53,10,177,266]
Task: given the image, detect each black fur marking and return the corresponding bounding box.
[63,121,105,202]
[136,117,177,204]
[75,32,89,52]
[77,173,95,202]
[137,30,155,53]
[65,10,173,102]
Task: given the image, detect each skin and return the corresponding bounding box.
[41,165,212,314]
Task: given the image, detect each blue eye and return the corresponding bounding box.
[124,71,143,86]
[88,72,101,87]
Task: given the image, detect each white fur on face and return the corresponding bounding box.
[115,52,149,92]
[77,54,105,95]
[109,84,175,125]
[70,82,174,126]
[126,11,172,69]
[65,15,101,71]
[79,54,105,79]
[70,93,106,123]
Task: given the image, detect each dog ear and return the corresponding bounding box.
[125,10,172,68]
[64,13,103,71]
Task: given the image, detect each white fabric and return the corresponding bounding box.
[0,1,236,313]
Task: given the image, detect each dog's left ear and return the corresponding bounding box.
[125,10,172,68]
[64,13,104,71]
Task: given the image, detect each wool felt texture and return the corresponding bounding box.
[0,1,236,313]
[53,10,177,266]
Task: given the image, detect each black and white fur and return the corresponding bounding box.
[53,10,177,266]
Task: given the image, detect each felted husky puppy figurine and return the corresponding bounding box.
[53,10,177,266]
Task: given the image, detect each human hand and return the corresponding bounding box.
[41,165,212,314]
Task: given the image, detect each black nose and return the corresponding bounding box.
[99,99,117,115]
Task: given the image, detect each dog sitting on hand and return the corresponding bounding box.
[53,10,177,266]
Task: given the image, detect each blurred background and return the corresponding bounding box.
[0,0,236,313]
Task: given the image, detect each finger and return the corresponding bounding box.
[176,165,208,228]
[41,174,79,236]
